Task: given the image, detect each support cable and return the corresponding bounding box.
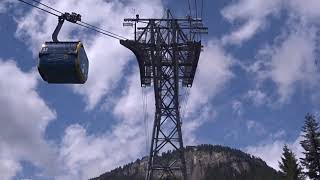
[17,0,59,17]
[76,22,125,40]
[201,0,204,19]
[142,88,148,154]
[194,0,198,19]
[181,88,190,121]
[16,0,128,40]
[30,0,63,14]
[186,0,191,16]
[80,21,127,40]
[141,87,150,177]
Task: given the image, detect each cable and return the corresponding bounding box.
[16,0,59,17]
[30,0,63,14]
[141,87,150,156]
[16,0,128,40]
[186,0,191,16]
[201,0,204,19]
[181,88,190,121]
[76,22,124,40]
[80,21,127,40]
[194,0,198,19]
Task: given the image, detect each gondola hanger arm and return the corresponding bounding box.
[52,12,81,42]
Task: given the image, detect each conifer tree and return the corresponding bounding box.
[300,114,320,179]
[278,145,304,180]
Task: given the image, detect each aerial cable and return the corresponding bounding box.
[181,88,190,121]
[17,0,59,17]
[145,89,149,152]
[141,88,149,155]
[201,0,204,19]
[194,0,198,19]
[76,22,125,40]
[79,21,127,40]
[16,0,128,40]
[30,0,63,14]
[186,0,191,16]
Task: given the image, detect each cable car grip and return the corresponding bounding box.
[52,12,82,42]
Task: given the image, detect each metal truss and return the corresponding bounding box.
[120,10,207,180]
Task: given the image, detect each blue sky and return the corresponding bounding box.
[1,0,320,179]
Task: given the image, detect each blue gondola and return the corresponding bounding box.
[38,12,89,84]
[38,41,89,84]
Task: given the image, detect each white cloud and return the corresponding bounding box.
[57,123,145,180]
[187,41,234,113]
[220,0,320,45]
[56,70,152,179]
[246,132,303,171]
[246,120,266,135]
[222,19,262,45]
[221,0,283,45]
[246,140,284,170]
[245,89,268,106]
[232,100,243,116]
[256,26,318,103]
[182,41,234,144]
[288,0,320,23]
[15,0,164,110]
[0,0,16,13]
[0,59,57,179]
[113,69,154,125]
[183,105,216,145]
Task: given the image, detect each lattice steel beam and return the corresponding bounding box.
[120,10,207,180]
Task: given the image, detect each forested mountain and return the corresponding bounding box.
[90,144,281,180]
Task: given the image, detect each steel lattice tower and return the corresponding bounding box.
[120,10,207,180]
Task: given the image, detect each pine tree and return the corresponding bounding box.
[300,114,320,179]
[279,145,304,180]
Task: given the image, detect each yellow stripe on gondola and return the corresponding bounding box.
[75,41,85,83]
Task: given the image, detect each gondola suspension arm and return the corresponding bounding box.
[52,12,81,42]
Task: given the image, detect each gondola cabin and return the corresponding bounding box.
[38,41,89,84]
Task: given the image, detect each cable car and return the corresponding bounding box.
[38,41,88,84]
[38,12,89,84]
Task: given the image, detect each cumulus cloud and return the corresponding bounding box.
[187,41,234,113]
[226,0,320,105]
[246,133,303,171]
[232,100,243,116]
[0,0,16,13]
[220,0,320,45]
[221,0,283,45]
[222,19,263,45]
[246,120,267,135]
[255,26,318,103]
[113,69,154,125]
[56,69,153,179]
[0,59,57,179]
[245,89,269,106]
[246,140,284,170]
[183,105,216,145]
[15,0,164,110]
[288,0,320,23]
[57,123,145,180]
[182,41,234,144]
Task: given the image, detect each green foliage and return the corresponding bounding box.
[278,145,304,180]
[300,114,320,179]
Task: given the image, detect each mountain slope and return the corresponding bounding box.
[90,144,281,180]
